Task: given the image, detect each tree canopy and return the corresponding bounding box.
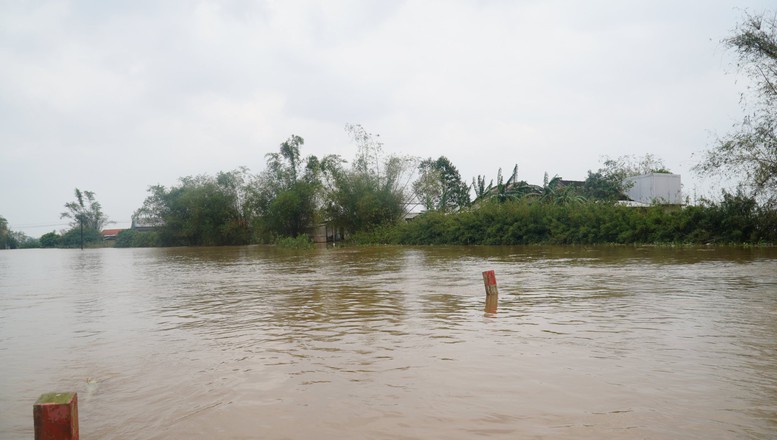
[257,135,341,238]
[695,10,777,204]
[413,156,470,212]
[131,129,417,246]
[0,215,12,249]
[324,124,417,235]
[60,188,109,249]
[134,172,254,246]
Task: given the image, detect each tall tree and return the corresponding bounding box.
[136,172,255,246]
[325,124,417,235]
[0,215,12,249]
[265,134,304,189]
[413,156,470,212]
[216,167,254,241]
[695,10,777,204]
[60,188,109,249]
[133,185,167,229]
[255,135,342,238]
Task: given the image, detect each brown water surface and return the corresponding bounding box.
[1,245,776,439]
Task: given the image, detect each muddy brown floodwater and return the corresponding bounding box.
[1,245,776,439]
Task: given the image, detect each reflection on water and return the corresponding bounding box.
[1,245,776,439]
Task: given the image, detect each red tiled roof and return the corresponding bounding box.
[101,229,124,236]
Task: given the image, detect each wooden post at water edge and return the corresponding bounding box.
[34,392,79,440]
[482,270,498,313]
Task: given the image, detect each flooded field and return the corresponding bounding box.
[1,245,776,439]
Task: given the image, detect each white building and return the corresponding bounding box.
[623,173,682,205]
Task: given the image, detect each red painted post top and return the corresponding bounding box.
[34,392,79,440]
[482,270,497,286]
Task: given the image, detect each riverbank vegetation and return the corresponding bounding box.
[351,192,777,246]
[122,125,417,248]
[0,215,39,249]
[112,143,776,248]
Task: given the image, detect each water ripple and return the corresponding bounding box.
[1,246,776,439]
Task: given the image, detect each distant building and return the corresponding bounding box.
[131,218,164,232]
[404,212,422,222]
[558,179,585,190]
[311,222,328,243]
[623,173,682,205]
[100,229,124,240]
[310,221,347,243]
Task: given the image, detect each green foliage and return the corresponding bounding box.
[115,124,775,248]
[9,231,39,248]
[274,235,314,250]
[265,134,304,186]
[133,167,257,246]
[60,228,102,248]
[325,124,416,235]
[60,188,110,248]
[114,229,135,247]
[370,195,776,246]
[19,238,40,248]
[472,165,547,205]
[114,229,159,248]
[529,173,586,205]
[254,136,341,239]
[327,170,407,234]
[698,112,777,203]
[140,173,254,246]
[61,188,110,231]
[472,175,493,201]
[696,10,777,203]
[413,156,470,212]
[583,170,624,202]
[348,223,403,245]
[0,215,12,249]
[258,136,325,237]
[582,155,668,202]
[39,231,61,248]
[264,181,318,237]
[492,167,516,203]
[131,134,347,246]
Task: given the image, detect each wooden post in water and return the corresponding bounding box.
[33,392,79,440]
[482,270,498,313]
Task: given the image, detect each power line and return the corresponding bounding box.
[10,222,70,229]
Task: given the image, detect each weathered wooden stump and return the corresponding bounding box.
[33,392,79,440]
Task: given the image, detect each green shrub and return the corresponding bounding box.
[379,196,776,246]
[115,229,160,248]
[275,235,314,250]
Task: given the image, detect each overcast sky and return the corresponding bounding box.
[1,0,771,237]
